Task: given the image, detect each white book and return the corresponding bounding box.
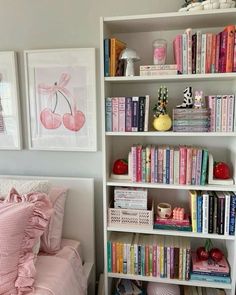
[144,95,150,132]
[215,95,222,132]
[202,191,209,234]
[221,95,228,132]
[182,33,188,74]
[201,33,207,74]
[223,191,231,235]
[186,28,192,74]
[174,149,179,184]
[227,94,235,132]
[196,31,202,74]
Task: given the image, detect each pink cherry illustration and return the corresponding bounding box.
[63,111,85,132]
[40,108,62,129]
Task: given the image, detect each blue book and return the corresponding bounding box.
[107,240,112,272]
[104,38,110,77]
[132,97,139,132]
[165,147,170,184]
[105,97,112,131]
[197,194,203,233]
[192,271,230,277]
[229,192,236,235]
[190,273,231,284]
[200,149,208,185]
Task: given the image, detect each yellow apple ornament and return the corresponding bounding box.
[152,86,172,132]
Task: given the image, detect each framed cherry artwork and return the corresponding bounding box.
[24,48,97,151]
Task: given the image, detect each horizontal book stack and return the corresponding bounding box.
[114,187,148,210]
[189,191,236,236]
[105,96,150,132]
[184,286,225,295]
[191,252,230,284]
[129,145,208,185]
[154,214,192,232]
[107,233,191,280]
[139,64,178,76]
[173,25,236,74]
[172,108,210,132]
[206,94,235,132]
[104,37,126,77]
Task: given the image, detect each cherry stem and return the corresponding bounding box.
[53,91,58,113]
[58,90,72,115]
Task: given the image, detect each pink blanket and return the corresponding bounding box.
[32,244,87,295]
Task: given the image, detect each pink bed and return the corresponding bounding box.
[32,239,87,295]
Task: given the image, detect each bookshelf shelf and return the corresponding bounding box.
[106,131,236,137]
[107,226,235,241]
[104,73,236,83]
[107,273,232,290]
[107,179,236,192]
[101,7,236,295]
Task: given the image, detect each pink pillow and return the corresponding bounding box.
[0,188,52,294]
[40,187,68,254]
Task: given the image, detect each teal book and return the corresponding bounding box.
[104,38,110,77]
[200,149,208,185]
[190,273,231,284]
[107,240,112,272]
[105,97,112,132]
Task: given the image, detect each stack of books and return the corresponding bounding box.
[206,94,235,132]
[191,252,231,284]
[107,233,191,280]
[114,187,148,210]
[184,286,225,295]
[172,108,210,132]
[129,145,208,185]
[105,96,150,132]
[139,64,178,76]
[173,25,236,74]
[153,214,192,231]
[189,191,236,236]
[104,37,126,77]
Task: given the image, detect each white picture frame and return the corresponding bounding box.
[0,51,22,150]
[24,48,97,151]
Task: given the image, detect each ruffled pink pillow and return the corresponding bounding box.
[0,188,52,295]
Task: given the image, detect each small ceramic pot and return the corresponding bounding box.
[157,203,172,219]
[153,114,172,132]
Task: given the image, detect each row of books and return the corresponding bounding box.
[206,94,236,132]
[104,38,126,77]
[105,96,150,132]
[172,108,210,133]
[184,287,225,295]
[129,145,208,185]
[107,233,191,280]
[173,25,236,75]
[114,187,148,210]
[189,191,236,236]
[191,252,230,284]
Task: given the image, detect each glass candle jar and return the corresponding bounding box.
[153,39,167,65]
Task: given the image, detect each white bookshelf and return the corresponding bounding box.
[100,8,236,295]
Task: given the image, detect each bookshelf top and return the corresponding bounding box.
[102,8,236,33]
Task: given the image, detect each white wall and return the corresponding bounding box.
[0,0,182,278]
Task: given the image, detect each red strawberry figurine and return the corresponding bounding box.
[113,159,128,175]
[214,162,230,179]
[210,248,223,262]
[197,246,209,261]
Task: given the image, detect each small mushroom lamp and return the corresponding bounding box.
[119,48,140,76]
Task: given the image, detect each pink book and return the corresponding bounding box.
[219,30,228,73]
[150,146,155,183]
[131,145,137,182]
[206,33,213,74]
[169,148,174,184]
[186,147,193,185]
[215,33,221,73]
[179,146,187,185]
[153,244,157,277]
[221,95,228,132]
[227,94,235,132]
[186,28,192,74]
[196,31,202,74]
[112,97,119,132]
[158,147,164,183]
[192,252,229,274]
[174,34,183,74]
[206,95,216,132]
[195,149,203,185]
[136,145,142,182]
[234,32,236,72]
[155,215,190,226]
[118,97,125,132]
[167,246,171,279]
[191,148,197,185]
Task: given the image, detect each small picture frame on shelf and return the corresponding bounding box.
[0,51,21,150]
[24,48,97,151]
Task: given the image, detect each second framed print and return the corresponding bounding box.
[24,48,97,151]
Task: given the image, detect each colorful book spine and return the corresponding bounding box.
[175,34,183,74]
[169,148,174,184]
[215,32,221,73]
[138,96,145,132]
[136,145,142,182]
[179,146,187,185]
[191,148,197,185]
[192,33,197,74]
[166,147,170,184]
[125,97,132,132]
[211,34,216,73]
[215,96,222,132]
[201,33,207,74]
[118,97,126,132]
[151,146,155,183]
[146,145,151,182]
[158,147,164,183]
[105,97,112,132]
[132,97,139,132]
[186,147,192,185]
[208,192,215,234]
[195,149,202,186]
[221,95,228,132]
[104,38,110,77]
[196,31,202,74]
[223,192,231,236]
[206,33,213,74]
[219,30,228,73]
[190,191,197,233]
[186,28,192,74]
[227,94,234,132]
[202,192,209,234]
[182,33,188,74]
[131,145,137,182]
[153,244,157,277]
[234,33,236,72]
[154,148,158,183]
[112,97,119,132]
[141,148,146,183]
[197,195,203,233]
[229,193,236,235]
[190,273,231,284]
[107,240,112,272]
[174,149,179,184]
[200,149,208,186]
[163,148,167,184]
[144,95,150,132]
[225,25,235,73]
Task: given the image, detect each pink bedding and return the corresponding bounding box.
[32,240,87,295]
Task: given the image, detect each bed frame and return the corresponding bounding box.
[0,175,95,295]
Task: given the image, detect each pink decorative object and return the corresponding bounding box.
[173,207,185,220]
[153,39,167,65]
